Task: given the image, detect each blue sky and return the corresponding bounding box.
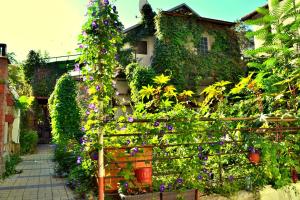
[0,0,266,62]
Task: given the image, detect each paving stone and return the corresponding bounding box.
[0,144,75,200]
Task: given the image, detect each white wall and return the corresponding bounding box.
[135,36,155,66]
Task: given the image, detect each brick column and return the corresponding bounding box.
[0,56,8,174]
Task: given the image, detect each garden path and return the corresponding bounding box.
[0,144,75,200]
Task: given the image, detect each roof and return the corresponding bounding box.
[124,3,235,33]
[241,4,268,21]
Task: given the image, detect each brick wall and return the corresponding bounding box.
[0,56,8,174]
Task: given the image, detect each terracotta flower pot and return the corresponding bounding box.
[104,146,153,193]
[291,168,298,183]
[134,167,152,184]
[248,152,260,165]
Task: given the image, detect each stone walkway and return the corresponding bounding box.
[0,144,75,200]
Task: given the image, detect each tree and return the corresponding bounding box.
[244,0,300,116]
[23,50,48,83]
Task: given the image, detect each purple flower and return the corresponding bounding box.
[124,182,128,188]
[208,172,213,178]
[133,147,138,153]
[228,175,234,182]
[177,178,183,184]
[96,85,100,91]
[198,175,203,180]
[81,127,85,132]
[203,168,207,173]
[219,141,224,145]
[204,156,208,161]
[86,111,90,115]
[198,153,202,159]
[77,156,82,164]
[167,125,173,131]
[115,54,119,60]
[74,63,80,71]
[89,104,95,109]
[249,147,256,153]
[154,121,160,127]
[103,0,109,5]
[142,141,146,146]
[89,76,94,81]
[92,21,98,28]
[126,140,130,145]
[198,146,202,151]
[128,117,134,122]
[114,21,119,27]
[82,31,87,36]
[160,184,165,192]
[79,44,84,49]
[92,152,98,160]
[112,5,117,12]
[103,20,109,26]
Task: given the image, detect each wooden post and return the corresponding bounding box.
[98,128,104,200]
[98,1,105,199]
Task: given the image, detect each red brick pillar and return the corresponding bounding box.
[0,56,8,173]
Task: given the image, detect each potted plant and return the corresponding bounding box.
[248,147,260,165]
[104,146,153,193]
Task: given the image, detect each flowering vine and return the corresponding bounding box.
[77,0,123,150]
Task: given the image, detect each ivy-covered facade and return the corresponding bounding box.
[124,3,244,91]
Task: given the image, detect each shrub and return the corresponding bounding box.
[20,130,38,154]
[53,142,78,176]
[48,74,82,144]
[125,63,156,103]
[2,154,22,179]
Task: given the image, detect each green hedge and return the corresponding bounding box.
[48,74,82,144]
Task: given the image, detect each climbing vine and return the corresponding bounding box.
[152,12,244,91]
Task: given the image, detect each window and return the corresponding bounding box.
[198,37,208,54]
[135,41,147,54]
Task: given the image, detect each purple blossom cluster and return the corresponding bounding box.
[128,117,134,122]
[74,63,80,71]
[76,156,82,164]
[159,184,165,192]
[154,121,160,127]
[197,146,208,161]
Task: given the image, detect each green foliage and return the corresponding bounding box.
[20,130,38,154]
[125,63,156,102]
[23,50,48,83]
[241,0,300,116]
[125,3,156,45]
[15,96,34,111]
[53,142,78,176]
[48,74,82,144]
[1,154,22,179]
[152,12,244,91]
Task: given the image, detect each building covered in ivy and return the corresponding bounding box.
[124,2,244,92]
